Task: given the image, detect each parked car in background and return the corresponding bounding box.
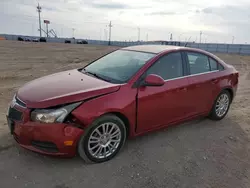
[6,45,238,163]
[39,37,47,42]
[32,38,39,42]
[65,40,71,43]
[77,40,88,44]
[17,36,24,41]
[24,37,31,42]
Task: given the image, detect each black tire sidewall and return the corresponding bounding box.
[78,115,126,163]
[210,90,231,120]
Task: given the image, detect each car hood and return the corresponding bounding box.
[17,69,121,108]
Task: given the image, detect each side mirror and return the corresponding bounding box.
[142,74,165,87]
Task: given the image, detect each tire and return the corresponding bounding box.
[77,114,127,163]
[209,90,231,121]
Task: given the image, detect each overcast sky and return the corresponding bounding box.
[0,0,250,43]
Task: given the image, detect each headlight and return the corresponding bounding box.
[31,102,81,123]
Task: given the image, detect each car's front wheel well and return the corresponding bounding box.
[107,112,130,138]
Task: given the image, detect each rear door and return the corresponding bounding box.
[184,51,221,114]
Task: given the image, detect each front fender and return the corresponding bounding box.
[71,86,137,137]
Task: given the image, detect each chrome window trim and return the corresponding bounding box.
[164,70,219,82]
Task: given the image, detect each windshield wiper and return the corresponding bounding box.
[82,69,111,82]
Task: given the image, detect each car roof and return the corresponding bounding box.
[122,45,187,54]
[120,44,228,66]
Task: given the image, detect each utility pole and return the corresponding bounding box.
[72,28,75,38]
[100,28,102,40]
[108,21,113,45]
[200,31,202,43]
[72,28,75,44]
[46,23,49,37]
[37,3,42,37]
[170,33,173,41]
[232,36,235,44]
[178,34,182,41]
[138,27,140,41]
[104,29,107,41]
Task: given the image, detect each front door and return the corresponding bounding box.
[136,52,192,133]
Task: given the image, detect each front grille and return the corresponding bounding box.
[8,107,23,121]
[31,141,58,153]
[15,96,26,108]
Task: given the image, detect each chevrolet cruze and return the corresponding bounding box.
[7,45,239,163]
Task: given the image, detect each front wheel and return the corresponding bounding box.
[209,90,231,121]
[77,114,126,163]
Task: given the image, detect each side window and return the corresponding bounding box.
[187,52,210,74]
[209,58,218,71]
[146,52,183,80]
[209,57,225,71]
[218,63,224,71]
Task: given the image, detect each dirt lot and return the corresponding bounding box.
[0,41,250,188]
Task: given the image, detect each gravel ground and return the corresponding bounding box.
[0,41,249,188]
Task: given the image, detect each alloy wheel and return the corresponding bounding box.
[215,93,230,117]
[87,122,122,159]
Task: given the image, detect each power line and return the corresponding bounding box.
[0,12,108,26]
[1,11,241,43]
[1,12,169,36]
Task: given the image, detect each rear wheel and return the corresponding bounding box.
[209,90,231,120]
[77,114,126,163]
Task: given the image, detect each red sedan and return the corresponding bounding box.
[7,45,239,163]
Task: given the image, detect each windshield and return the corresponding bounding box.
[82,50,156,83]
